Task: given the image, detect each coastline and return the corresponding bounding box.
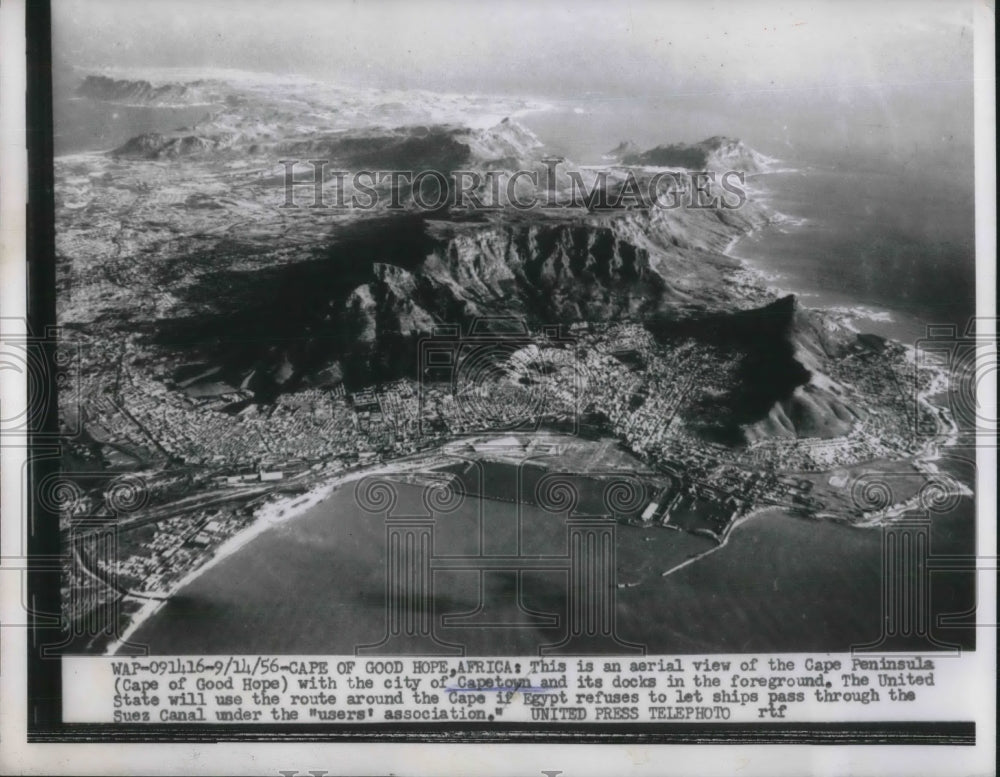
[721,171,947,345]
[722,212,803,302]
[722,202,970,530]
[658,504,775,579]
[105,455,444,655]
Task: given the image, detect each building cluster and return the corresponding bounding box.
[110,510,244,595]
[60,316,937,617]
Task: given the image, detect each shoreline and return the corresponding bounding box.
[721,214,806,307]
[722,184,936,345]
[105,456,444,655]
[722,198,970,531]
[658,504,777,579]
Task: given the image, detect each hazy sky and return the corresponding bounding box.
[54,1,972,94]
[53,0,976,168]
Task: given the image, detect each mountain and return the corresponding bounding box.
[152,223,868,446]
[467,117,545,165]
[151,213,707,393]
[113,130,243,159]
[143,202,873,451]
[61,69,846,449]
[650,295,865,444]
[75,69,548,169]
[619,136,773,173]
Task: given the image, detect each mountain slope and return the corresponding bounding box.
[651,295,865,444]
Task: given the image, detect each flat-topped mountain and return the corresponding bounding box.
[146,206,873,448]
[151,213,716,394]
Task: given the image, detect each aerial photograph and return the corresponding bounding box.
[50,0,978,656]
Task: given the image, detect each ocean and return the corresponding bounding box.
[731,165,976,344]
[519,96,976,346]
[126,459,974,655]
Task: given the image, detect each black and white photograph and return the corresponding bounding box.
[46,0,984,656]
[0,0,995,773]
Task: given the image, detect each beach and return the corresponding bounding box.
[106,457,445,655]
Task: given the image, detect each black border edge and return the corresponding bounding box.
[27,721,976,746]
[26,0,62,735]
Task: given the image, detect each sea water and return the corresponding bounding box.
[732,165,975,344]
